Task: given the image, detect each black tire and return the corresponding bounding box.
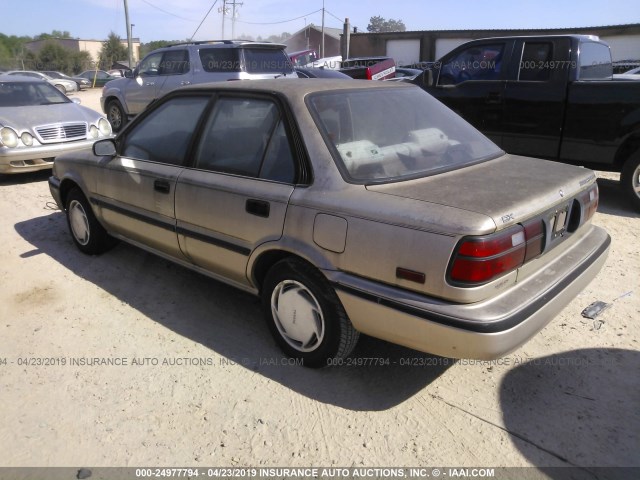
[106,99,126,133]
[261,258,359,368]
[621,152,640,211]
[65,187,117,255]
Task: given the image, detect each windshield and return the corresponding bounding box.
[308,87,502,183]
[0,81,71,107]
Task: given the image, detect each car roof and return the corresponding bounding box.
[164,40,286,50]
[0,74,44,83]
[182,78,413,96]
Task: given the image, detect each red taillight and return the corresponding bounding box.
[581,185,599,221]
[449,222,545,285]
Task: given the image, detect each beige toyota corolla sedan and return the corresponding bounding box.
[49,80,610,367]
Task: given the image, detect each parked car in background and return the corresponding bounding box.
[339,57,396,80]
[101,40,296,132]
[107,69,128,78]
[613,66,640,80]
[78,70,118,87]
[288,49,318,67]
[0,75,111,174]
[50,79,609,367]
[41,71,91,90]
[6,70,78,94]
[304,56,343,70]
[294,67,352,79]
[412,35,640,210]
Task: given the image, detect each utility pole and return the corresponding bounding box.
[228,0,243,40]
[219,0,226,39]
[321,0,325,58]
[124,0,133,69]
[341,18,350,60]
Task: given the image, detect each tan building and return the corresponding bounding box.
[283,25,342,58]
[25,37,141,66]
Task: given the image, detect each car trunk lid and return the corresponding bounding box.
[365,154,597,230]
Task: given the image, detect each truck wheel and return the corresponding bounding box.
[106,100,126,133]
[65,187,117,255]
[621,152,640,211]
[261,258,359,368]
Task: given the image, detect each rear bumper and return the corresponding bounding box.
[48,176,63,210]
[327,225,610,359]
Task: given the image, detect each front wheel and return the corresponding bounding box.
[621,152,640,211]
[261,258,359,368]
[106,99,126,133]
[65,187,117,255]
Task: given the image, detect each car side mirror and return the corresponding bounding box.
[71,98,81,105]
[125,69,134,79]
[93,139,117,157]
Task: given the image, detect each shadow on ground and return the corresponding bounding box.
[15,211,449,411]
[596,177,639,218]
[500,348,639,477]
[0,169,51,185]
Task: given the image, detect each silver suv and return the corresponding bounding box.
[101,40,296,132]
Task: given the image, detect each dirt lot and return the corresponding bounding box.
[0,89,638,471]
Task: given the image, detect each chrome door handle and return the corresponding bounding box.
[180,81,192,85]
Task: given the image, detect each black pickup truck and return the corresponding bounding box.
[412,35,640,210]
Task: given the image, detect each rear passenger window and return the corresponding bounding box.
[519,43,553,81]
[578,42,612,80]
[199,48,240,72]
[194,97,296,182]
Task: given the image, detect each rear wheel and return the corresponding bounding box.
[65,187,117,255]
[106,99,126,133]
[621,152,640,211]
[261,258,359,368]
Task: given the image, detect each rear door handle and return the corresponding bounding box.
[246,199,270,218]
[154,179,171,194]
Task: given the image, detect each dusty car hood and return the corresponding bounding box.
[0,104,100,129]
[366,154,597,228]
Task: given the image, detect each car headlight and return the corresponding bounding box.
[21,132,34,146]
[89,125,99,138]
[0,127,18,148]
[98,118,112,136]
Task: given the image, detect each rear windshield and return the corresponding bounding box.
[0,81,70,107]
[308,87,502,183]
[243,48,293,74]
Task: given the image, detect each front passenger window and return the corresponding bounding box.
[439,44,504,85]
[122,96,208,165]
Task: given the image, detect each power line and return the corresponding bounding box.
[138,0,197,22]
[234,9,322,25]
[191,0,219,40]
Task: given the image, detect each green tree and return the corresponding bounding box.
[139,40,174,58]
[99,31,128,70]
[0,33,33,70]
[37,41,73,72]
[367,16,406,33]
[34,30,72,40]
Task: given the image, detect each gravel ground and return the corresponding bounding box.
[0,88,638,471]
